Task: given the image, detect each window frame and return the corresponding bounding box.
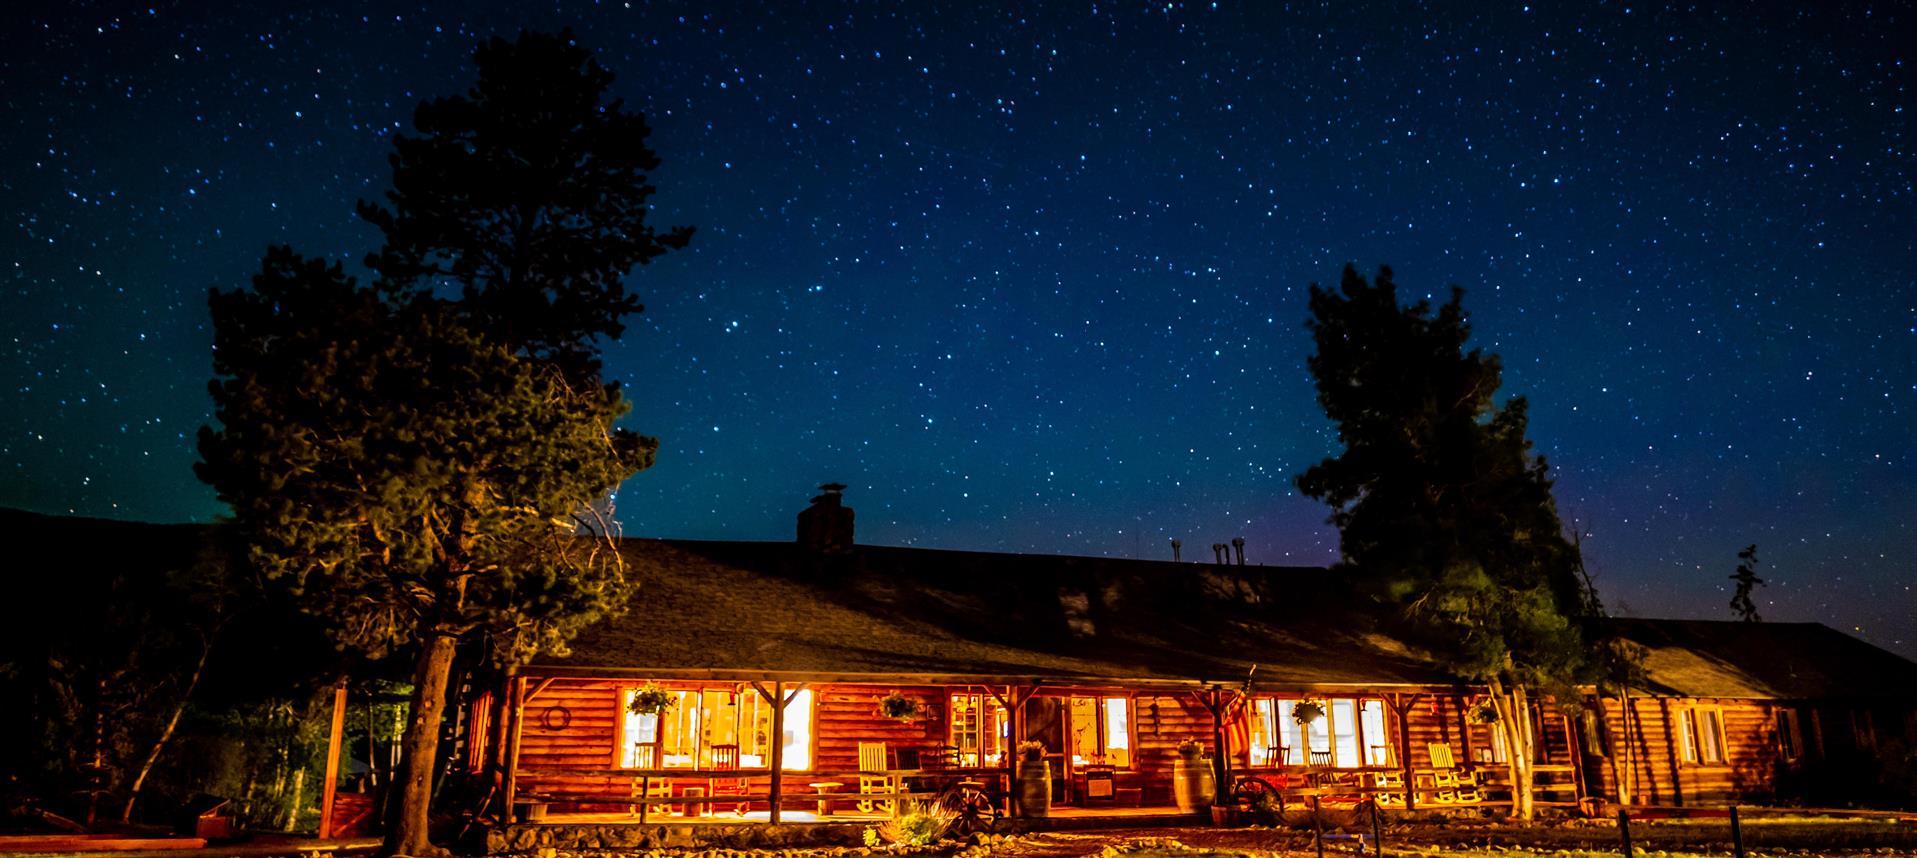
[1066,695,1135,769]
[1776,707,1803,763]
[615,683,816,772]
[1678,705,1729,766]
[1246,695,1392,769]
[946,692,1010,768]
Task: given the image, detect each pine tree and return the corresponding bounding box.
[198,31,687,856]
[1729,544,1765,622]
[1296,265,1588,820]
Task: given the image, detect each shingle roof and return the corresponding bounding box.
[7,507,1908,701]
[535,538,1458,689]
[544,538,1917,702]
[1607,617,1917,701]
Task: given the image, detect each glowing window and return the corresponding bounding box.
[1259,697,1389,768]
[1067,696,1132,767]
[621,686,814,771]
[948,694,1010,767]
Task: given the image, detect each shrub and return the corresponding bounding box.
[873,799,953,845]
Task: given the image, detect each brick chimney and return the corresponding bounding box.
[796,483,855,554]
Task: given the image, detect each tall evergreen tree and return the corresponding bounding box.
[1297,265,1588,819]
[1729,544,1765,622]
[199,31,686,857]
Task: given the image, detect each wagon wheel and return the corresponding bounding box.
[943,782,999,836]
[1232,775,1284,812]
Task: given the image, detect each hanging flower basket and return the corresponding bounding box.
[1469,700,1500,725]
[1291,699,1327,725]
[627,683,675,716]
[876,691,923,723]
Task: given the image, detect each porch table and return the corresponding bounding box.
[807,781,843,815]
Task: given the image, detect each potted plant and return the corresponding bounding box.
[876,691,923,723]
[627,683,675,716]
[1015,741,1050,817]
[1469,700,1500,724]
[1172,740,1214,814]
[1291,699,1327,725]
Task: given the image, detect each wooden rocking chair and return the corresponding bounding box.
[1424,743,1460,804]
[855,742,894,815]
[708,744,750,817]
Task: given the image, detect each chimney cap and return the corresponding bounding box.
[818,482,848,494]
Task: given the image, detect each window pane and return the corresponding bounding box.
[1360,700,1391,766]
[1700,710,1725,763]
[950,694,982,766]
[622,696,659,769]
[655,690,700,767]
[741,693,769,768]
[701,690,738,768]
[1249,699,1276,766]
[1276,699,1304,765]
[1678,710,1698,763]
[1103,698,1131,767]
[1069,697,1100,764]
[985,700,1009,766]
[1304,703,1332,756]
[1331,699,1359,767]
[1777,710,1799,760]
[781,690,814,771]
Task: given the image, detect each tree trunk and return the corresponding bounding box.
[122,639,213,822]
[382,632,457,858]
[285,768,305,832]
[1488,678,1536,820]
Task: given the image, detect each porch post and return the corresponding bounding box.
[1390,693,1419,812]
[1208,687,1232,805]
[317,681,347,839]
[1456,693,1475,763]
[769,681,785,823]
[1004,685,1019,818]
[502,674,527,821]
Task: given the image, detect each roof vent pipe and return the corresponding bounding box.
[1232,537,1246,566]
[1170,538,1182,562]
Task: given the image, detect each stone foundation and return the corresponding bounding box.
[487,822,870,855]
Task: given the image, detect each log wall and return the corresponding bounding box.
[503,678,1916,814]
[1587,696,1782,806]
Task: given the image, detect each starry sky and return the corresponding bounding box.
[5,2,1914,655]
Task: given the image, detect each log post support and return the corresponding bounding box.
[752,681,808,825]
[1456,693,1474,764]
[318,682,348,839]
[1387,693,1421,812]
[502,674,527,822]
[989,684,1034,817]
[1190,686,1238,806]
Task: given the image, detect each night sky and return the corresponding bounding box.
[6,2,1914,655]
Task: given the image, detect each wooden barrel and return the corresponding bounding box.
[1172,755,1215,813]
[1016,760,1051,817]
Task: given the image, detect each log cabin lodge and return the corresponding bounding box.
[463,487,1917,827]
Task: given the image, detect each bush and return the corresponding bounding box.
[872,799,954,845]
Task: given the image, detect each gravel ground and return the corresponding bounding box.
[947,818,1917,858]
